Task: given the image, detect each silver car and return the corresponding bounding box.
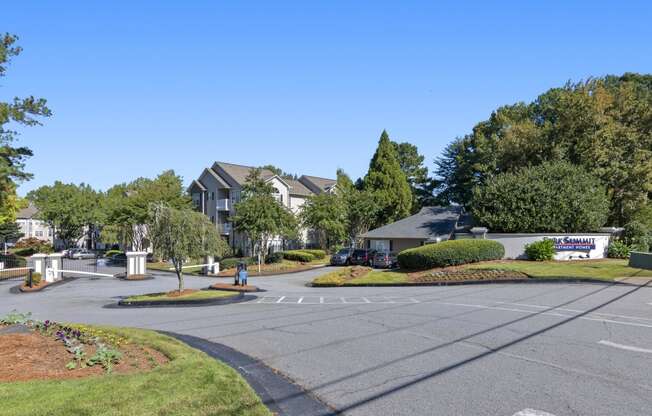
[71,249,96,260]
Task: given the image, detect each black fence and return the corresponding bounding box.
[0,254,31,282]
[61,253,127,279]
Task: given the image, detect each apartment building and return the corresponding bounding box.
[189,161,336,254]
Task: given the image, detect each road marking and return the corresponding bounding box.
[276,296,285,304]
[256,295,420,305]
[501,302,652,324]
[436,301,652,329]
[513,410,556,416]
[319,296,324,304]
[297,297,304,304]
[598,340,652,354]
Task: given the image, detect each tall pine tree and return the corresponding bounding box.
[364,130,412,227]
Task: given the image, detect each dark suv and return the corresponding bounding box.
[330,248,354,266]
[372,252,398,269]
[350,249,376,266]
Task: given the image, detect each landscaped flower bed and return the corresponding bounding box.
[0,311,168,382]
[0,314,271,416]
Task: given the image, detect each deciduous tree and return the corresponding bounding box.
[149,203,229,292]
[471,161,610,233]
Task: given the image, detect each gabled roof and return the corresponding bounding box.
[17,205,39,219]
[188,179,207,193]
[201,167,231,189]
[299,175,337,194]
[212,161,275,188]
[361,206,464,240]
[285,179,314,197]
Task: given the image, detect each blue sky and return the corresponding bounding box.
[4,1,651,195]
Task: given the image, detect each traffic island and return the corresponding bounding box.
[209,283,261,293]
[117,289,247,307]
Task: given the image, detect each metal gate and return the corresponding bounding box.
[61,253,127,279]
[0,254,32,283]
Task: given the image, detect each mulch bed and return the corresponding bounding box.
[410,269,529,283]
[216,263,324,277]
[210,283,259,293]
[19,281,50,292]
[0,326,168,383]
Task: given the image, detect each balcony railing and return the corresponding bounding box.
[219,223,232,235]
[217,199,230,211]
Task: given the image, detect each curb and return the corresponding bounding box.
[115,273,156,281]
[217,264,329,278]
[310,277,652,288]
[10,277,78,294]
[116,292,251,308]
[160,331,336,416]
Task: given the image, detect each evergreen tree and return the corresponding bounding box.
[392,141,432,211]
[363,130,412,226]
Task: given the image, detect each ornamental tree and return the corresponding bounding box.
[471,161,609,233]
[148,203,230,293]
[300,193,347,250]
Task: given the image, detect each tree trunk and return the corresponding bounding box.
[175,260,184,293]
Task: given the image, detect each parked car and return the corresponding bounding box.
[372,251,398,269]
[71,249,96,260]
[63,248,81,259]
[109,253,127,264]
[350,249,376,266]
[330,248,354,266]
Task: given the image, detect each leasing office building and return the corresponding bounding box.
[189,161,336,255]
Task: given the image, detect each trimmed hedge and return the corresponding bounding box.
[397,239,505,270]
[220,257,256,270]
[25,272,42,286]
[299,249,326,260]
[282,250,316,262]
[265,252,284,264]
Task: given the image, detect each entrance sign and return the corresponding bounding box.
[543,235,609,260]
[546,237,596,251]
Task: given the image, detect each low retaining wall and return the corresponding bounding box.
[629,252,652,270]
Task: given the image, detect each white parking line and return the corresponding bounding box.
[501,302,652,324]
[513,409,556,416]
[276,296,286,304]
[598,340,652,354]
[256,296,421,305]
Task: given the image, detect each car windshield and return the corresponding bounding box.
[337,249,350,255]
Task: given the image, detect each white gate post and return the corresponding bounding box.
[126,252,147,278]
[48,253,63,282]
[31,254,48,278]
[203,255,218,275]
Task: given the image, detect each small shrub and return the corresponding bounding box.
[265,252,284,264]
[525,239,556,261]
[623,221,650,252]
[221,257,255,270]
[282,250,316,262]
[397,239,505,270]
[299,249,326,259]
[104,250,124,258]
[607,240,631,259]
[24,272,42,286]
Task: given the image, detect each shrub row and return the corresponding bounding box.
[220,257,256,270]
[282,250,316,262]
[524,239,555,261]
[397,239,505,270]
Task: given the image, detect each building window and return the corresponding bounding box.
[211,216,215,224]
[211,192,215,201]
[35,231,43,237]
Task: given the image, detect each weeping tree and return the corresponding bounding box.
[148,203,230,292]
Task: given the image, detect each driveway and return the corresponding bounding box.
[2,269,652,416]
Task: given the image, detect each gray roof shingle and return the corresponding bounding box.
[285,179,314,197]
[361,206,463,240]
[212,162,275,187]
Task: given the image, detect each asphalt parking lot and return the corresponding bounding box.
[2,268,652,416]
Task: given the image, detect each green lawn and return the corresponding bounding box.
[0,326,271,416]
[312,259,652,286]
[124,290,238,303]
[463,259,652,281]
[312,267,409,286]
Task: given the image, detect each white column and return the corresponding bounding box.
[31,253,48,277]
[48,253,63,282]
[126,252,148,277]
[203,255,216,275]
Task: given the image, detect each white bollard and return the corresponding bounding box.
[48,253,63,282]
[126,252,148,278]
